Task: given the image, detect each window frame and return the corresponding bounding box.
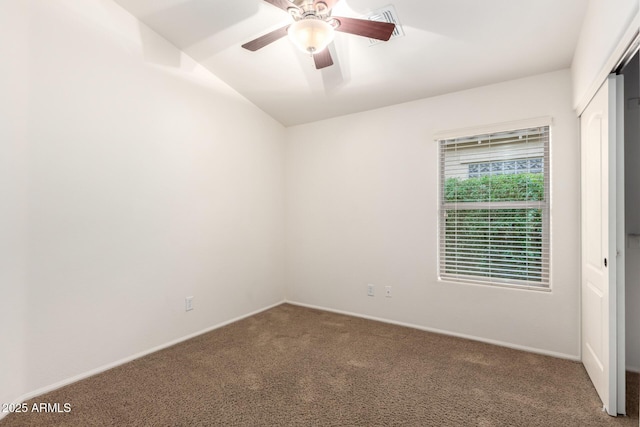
[435,118,552,291]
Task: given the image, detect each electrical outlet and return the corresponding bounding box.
[367,284,375,296]
[185,296,194,311]
[385,286,392,298]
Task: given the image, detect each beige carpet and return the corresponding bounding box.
[2,303,638,426]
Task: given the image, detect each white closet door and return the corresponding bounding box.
[581,74,624,416]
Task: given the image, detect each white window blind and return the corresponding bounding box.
[438,126,550,288]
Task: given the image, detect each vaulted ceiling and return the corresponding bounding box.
[113,0,588,126]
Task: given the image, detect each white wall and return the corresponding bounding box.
[623,55,640,372]
[0,0,30,411]
[285,70,580,358]
[571,0,638,110]
[1,0,285,410]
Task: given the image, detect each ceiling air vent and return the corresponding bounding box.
[365,4,404,46]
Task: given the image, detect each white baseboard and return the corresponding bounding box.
[627,365,640,374]
[285,300,581,362]
[0,300,285,421]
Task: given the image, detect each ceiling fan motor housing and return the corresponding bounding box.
[288,0,331,20]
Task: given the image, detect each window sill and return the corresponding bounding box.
[437,277,552,293]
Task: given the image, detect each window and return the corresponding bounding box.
[438,125,550,288]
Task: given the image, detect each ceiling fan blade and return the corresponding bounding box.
[333,16,395,41]
[242,25,289,51]
[313,49,334,69]
[263,0,298,13]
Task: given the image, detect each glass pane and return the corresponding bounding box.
[443,208,544,282]
[444,173,544,202]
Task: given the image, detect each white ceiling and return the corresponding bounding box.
[113,0,588,126]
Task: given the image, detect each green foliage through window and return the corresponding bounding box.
[444,208,543,281]
[443,172,545,283]
[444,173,544,203]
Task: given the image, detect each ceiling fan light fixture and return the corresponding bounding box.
[288,18,335,54]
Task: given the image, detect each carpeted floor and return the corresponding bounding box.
[2,303,638,426]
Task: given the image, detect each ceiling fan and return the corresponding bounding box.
[242,0,396,69]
